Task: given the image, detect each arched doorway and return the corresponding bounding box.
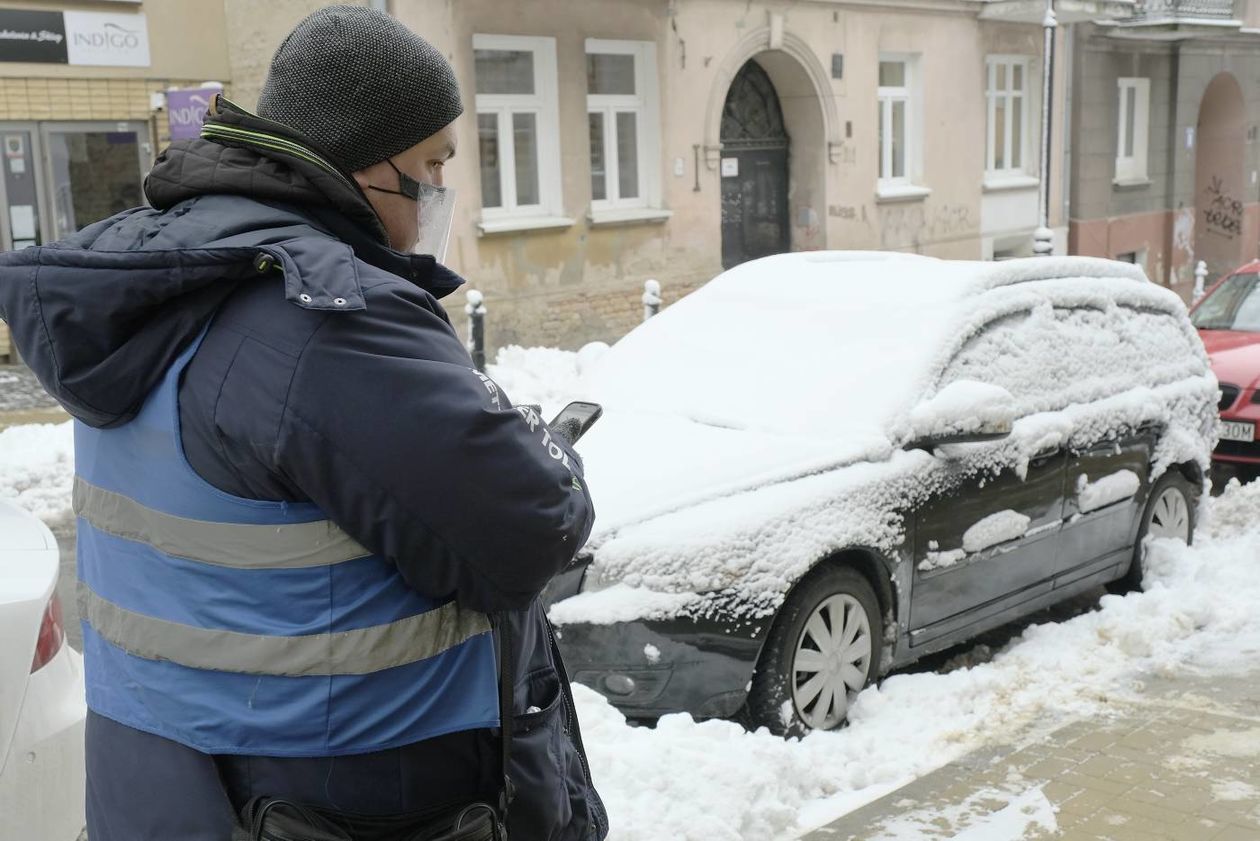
[720,60,790,269]
[1194,73,1248,281]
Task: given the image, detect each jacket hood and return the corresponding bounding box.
[0,96,463,429]
[146,96,391,245]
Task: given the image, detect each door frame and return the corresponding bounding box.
[0,122,51,251]
[37,120,151,241]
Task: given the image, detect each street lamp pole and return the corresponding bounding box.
[1034,0,1057,256]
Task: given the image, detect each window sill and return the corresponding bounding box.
[983,174,1040,193]
[477,215,575,236]
[1112,176,1152,189]
[875,184,932,203]
[588,208,674,227]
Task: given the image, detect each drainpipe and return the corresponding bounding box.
[1061,22,1073,242]
[1034,0,1058,257]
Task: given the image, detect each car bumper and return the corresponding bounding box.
[1214,401,1260,465]
[0,644,86,841]
[553,613,766,721]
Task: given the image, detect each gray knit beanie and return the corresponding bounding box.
[257,5,462,173]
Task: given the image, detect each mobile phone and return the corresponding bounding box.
[549,401,603,445]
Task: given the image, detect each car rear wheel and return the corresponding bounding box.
[1109,471,1196,594]
[745,566,882,736]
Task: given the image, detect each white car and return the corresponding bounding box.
[0,500,85,840]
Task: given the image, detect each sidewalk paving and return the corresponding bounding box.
[806,669,1260,840]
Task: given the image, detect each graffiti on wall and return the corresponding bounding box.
[1203,175,1243,239]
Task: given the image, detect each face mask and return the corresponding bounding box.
[367,158,456,263]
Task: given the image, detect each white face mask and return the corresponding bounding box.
[412,182,455,263]
[366,158,457,263]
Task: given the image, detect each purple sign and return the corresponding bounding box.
[166,87,217,140]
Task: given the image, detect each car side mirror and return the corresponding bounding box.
[903,381,1016,451]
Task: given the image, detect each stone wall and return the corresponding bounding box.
[221,0,375,111]
[454,271,712,353]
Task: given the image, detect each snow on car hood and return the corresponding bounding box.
[575,409,892,537]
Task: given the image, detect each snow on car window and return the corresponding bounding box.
[939,303,1204,419]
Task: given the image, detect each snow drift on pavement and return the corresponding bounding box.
[0,421,74,525]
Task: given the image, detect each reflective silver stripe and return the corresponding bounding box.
[78,584,492,677]
[73,477,371,569]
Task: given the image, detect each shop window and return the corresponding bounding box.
[1115,78,1150,184]
[473,34,566,230]
[586,39,661,219]
[985,56,1031,180]
[877,55,927,199]
[48,129,142,237]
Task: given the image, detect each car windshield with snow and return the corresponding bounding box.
[544,252,1217,735]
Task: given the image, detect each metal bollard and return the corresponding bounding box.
[642,279,662,322]
[465,289,487,372]
[1192,260,1208,303]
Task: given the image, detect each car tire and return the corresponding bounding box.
[745,565,883,737]
[1108,470,1197,594]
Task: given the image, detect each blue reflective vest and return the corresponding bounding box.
[75,330,499,756]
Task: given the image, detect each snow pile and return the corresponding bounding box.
[576,482,1260,840]
[1203,477,1260,539]
[486,343,603,419]
[961,509,1030,554]
[918,546,966,572]
[0,421,74,524]
[1076,470,1140,513]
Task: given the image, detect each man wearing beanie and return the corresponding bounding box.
[0,6,605,841]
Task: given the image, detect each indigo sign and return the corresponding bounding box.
[167,88,219,141]
[0,8,149,67]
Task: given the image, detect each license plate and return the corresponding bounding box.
[1220,420,1256,443]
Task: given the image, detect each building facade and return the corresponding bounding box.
[11,1,1252,361]
[1069,0,1260,299]
[222,0,1099,352]
[0,0,231,358]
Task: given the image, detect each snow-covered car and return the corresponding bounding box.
[1189,262,1260,482]
[0,500,86,839]
[545,252,1217,735]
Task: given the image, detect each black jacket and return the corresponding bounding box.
[0,98,606,841]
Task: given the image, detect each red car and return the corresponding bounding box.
[1191,262,1260,481]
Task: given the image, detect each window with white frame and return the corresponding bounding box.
[1115,77,1150,183]
[586,39,660,213]
[986,56,1031,177]
[877,56,921,191]
[473,34,563,221]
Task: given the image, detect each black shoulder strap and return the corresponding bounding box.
[495,615,515,821]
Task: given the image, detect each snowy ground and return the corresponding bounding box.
[3,346,1259,841]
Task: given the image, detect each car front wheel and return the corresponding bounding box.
[745,566,882,736]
